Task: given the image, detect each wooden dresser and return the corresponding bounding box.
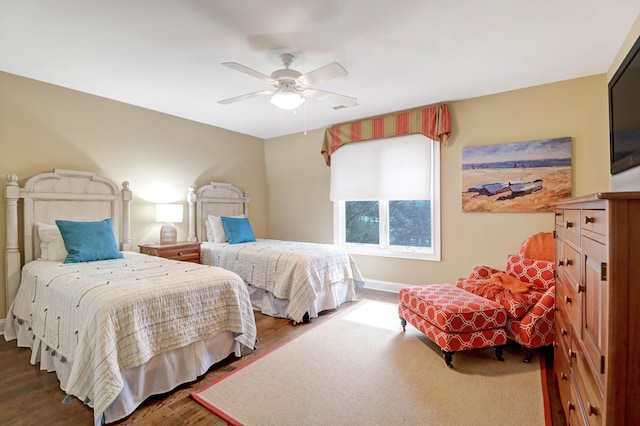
[138,241,202,264]
[554,192,640,425]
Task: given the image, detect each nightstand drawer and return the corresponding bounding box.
[164,249,199,262]
[139,242,202,264]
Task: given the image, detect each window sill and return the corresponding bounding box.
[342,245,440,261]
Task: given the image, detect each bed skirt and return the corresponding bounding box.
[5,316,240,424]
[247,279,357,322]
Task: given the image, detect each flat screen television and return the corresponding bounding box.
[609,34,640,175]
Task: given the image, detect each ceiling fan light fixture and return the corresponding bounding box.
[270,91,305,110]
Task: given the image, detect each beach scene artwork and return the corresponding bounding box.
[462,137,572,212]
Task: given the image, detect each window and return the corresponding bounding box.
[331,134,440,261]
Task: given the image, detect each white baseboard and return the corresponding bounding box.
[362,279,407,293]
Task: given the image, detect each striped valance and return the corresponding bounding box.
[321,104,451,166]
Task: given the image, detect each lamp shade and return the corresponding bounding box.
[155,203,183,223]
[270,91,305,110]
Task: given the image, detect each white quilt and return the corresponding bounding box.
[5,252,256,425]
[201,239,364,322]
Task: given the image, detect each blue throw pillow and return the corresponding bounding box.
[55,218,124,263]
[220,216,256,244]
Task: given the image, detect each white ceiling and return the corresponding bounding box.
[1,1,638,140]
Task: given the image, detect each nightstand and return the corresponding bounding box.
[138,241,202,264]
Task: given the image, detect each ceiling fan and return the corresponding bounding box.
[218,53,358,111]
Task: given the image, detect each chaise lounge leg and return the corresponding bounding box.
[494,346,505,362]
[523,347,532,363]
[442,350,454,368]
[400,317,407,331]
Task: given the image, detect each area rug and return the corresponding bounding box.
[191,299,550,426]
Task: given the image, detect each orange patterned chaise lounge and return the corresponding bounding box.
[398,284,508,368]
[456,232,556,362]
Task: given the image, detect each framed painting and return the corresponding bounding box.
[462,137,572,212]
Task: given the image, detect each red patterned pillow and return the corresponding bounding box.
[506,255,555,290]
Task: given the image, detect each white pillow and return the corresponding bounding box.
[207,215,244,243]
[204,219,215,242]
[36,222,68,261]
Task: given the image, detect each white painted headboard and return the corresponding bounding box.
[4,169,132,309]
[186,182,249,242]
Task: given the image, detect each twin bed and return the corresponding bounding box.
[3,170,257,425]
[187,182,364,324]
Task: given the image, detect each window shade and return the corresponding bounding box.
[330,134,432,201]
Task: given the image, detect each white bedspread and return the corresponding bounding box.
[201,239,364,322]
[4,252,256,425]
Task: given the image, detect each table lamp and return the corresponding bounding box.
[156,203,183,244]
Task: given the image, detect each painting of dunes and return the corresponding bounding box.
[462,137,572,212]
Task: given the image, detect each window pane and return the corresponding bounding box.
[345,201,379,244]
[389,200,431,248]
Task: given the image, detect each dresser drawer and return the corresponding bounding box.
[555,340,572,425]
[563,209,581,246]
[568,377,587,426]
[555,300,571,351]
[559,275,581,329]
[572,336,605,426]
[581,209,607,236]
[560,242,581,290]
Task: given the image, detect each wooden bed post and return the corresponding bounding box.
[5,173,21,312]
[187,186,197,242]
[121,181,132,251]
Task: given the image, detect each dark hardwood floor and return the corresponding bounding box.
[0,288,564,425]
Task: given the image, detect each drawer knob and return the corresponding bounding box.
[569,349,576,359]
[560,372,568,381]
[564,258,572,266]
[558,259,564,266]
[566,221,573,228]
[578,285,585,293]
[585,216,595,224]
[555,212,562,217]
[567,401,575,412]
[587,402,599,416]
[561,328,568,336]
[564,296,572,304]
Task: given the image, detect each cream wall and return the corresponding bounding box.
[2,16,637,314]
[0,71,267,317]
[265,74,609,287]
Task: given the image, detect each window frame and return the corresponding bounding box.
[333,139,441,261]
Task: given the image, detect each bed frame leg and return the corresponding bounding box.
[292,312,311,326]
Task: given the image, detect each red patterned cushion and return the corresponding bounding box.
[505,286,556,348]
[467,265,501,280]
[398,284,507,333]
[505,255,555,290]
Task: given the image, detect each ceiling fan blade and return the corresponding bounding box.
[303,88,358,109]
[297,62,348,86]
[222,62,277,84]
[218,90,274,105]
